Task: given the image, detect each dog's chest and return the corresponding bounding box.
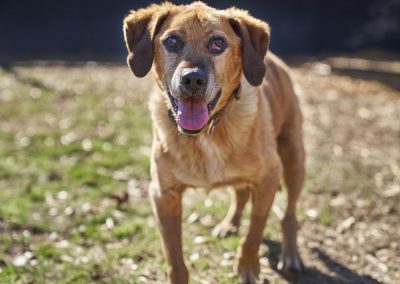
[172,136,258,189]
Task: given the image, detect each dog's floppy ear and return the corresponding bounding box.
[227,8,270,86]
[123,4,170,77]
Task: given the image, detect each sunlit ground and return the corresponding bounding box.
[0,54,399,283]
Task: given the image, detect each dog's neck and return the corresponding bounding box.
[211,79,261,140]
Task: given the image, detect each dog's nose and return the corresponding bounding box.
[180,68,207,93]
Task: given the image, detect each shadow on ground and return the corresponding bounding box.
[263,240,380,284]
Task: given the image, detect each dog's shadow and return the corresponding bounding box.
[262,240,380,284]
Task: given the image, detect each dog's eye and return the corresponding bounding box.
[163,35,183,52]
[208,37,227,54]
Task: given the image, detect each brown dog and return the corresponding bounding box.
[123,2,305,283]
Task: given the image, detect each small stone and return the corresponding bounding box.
[56,240,70,248]
[194,235,205,244]
[81,139,93,151]
[57,191,68,200]
[204,198,213,207]
[23,251,33,260]
[221,259,233,266]
[223,252,234,260]
[64,207,75,216]
[306,208,318,219]
[260,257,269,266]
[189,252,200,261]
[187,213,199,224]
[105,218,114,229]
[13,255,27,267]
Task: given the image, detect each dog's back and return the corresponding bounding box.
[263,53,302,138]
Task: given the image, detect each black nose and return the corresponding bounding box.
[180,68,207,93]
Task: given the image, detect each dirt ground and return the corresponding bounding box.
[267,56,400,284]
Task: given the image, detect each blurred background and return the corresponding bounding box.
[1,0,400,63]
[0,1,399,283]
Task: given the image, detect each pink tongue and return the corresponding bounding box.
[176,98,209,131]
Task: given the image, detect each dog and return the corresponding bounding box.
[123,2,305,283]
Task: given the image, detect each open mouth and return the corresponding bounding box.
[167,89,221,135]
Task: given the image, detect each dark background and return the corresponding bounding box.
[1,0,399,63]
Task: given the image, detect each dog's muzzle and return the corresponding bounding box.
[167,88,222,136]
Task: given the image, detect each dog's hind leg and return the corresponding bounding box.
[277,126,305,275]
[212,187,251,238]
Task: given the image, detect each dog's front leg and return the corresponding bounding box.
[149,183,188,284]
[236,165,281,284]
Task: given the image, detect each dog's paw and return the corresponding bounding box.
[277,252,304,276]
[238,270,258,284]
[168,266,189,284]
[212,221,239,238]
[236,254,260,284]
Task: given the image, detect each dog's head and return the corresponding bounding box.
[123,2,269,135]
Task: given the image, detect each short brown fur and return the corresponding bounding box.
[124,2,305,283]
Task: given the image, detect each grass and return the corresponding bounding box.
[0,61,398,283]
[0,64,155,283]
[0,64,249,283]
